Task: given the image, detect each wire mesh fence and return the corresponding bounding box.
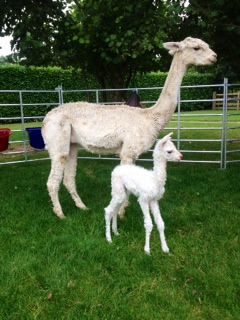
[0,78,239,169]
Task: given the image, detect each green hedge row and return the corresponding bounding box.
[0,64,98,120]
[131,71,217,110]
[0,64,217,121]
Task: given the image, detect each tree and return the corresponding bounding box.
[0,0,67,65]
[0,0,182,94]
[180,0,240,81]
[60,0,170,90]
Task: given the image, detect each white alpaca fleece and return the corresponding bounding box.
[42,37,216,219]
[111,165,165,203]
[104,133,183,255]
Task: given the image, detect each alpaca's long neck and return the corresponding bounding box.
[149,54,187,129]
[153,156,167,186]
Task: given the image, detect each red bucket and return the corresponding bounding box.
[0,128,12,152]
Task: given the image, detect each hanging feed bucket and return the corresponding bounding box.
[26,127,45,150]
[0,128,12,152]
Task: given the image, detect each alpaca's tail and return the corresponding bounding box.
[42,115,72,158]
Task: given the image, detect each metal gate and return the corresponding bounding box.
[0,78,239,168]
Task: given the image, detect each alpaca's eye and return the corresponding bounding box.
[167,150,172,154]
[194,47,200,51]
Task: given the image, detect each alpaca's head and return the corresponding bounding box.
[154,132,183,162]
[163,37,217,66]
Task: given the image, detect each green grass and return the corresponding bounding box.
[0,160,239,319]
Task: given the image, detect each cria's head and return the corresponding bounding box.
[154,133,183,162]
[163,37,217,66]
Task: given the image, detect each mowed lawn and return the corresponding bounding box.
[0,159,239,319]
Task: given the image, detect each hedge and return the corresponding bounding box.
[0,64,99,120]
[0,64,216,121]
[131,71,217,110]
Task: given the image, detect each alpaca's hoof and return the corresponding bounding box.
[76,203,89,211]
[106,232,112,243]
[144,246,151,255]
[56,213,66,220]
[162,246,170,254]
[54,209,66,219]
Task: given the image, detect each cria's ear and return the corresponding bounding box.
[163,42,183,55]
[160,132,173,146]
[162,132,173,141]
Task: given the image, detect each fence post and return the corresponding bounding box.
[96,90,99,103]
[177,88,181,150]
[19,91,28,161]
[56,85,64,105]
[220,78,228,169]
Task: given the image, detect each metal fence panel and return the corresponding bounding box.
[0,80,239,168]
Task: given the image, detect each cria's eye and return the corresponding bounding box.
[167,150,172,154]
[194,47,200,51]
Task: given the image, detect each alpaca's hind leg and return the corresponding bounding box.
[105,197,125,242]
[150,201,169,253]
[63,144,88,210]
[47,158,66,219]
[118,199,130,219]
[105,178,127,242]
[112,211,119,236]
[118,154,135,219]
[138,198,153,255]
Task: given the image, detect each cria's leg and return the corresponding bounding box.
[118,153,135,218]
[105,197,125,243]
[118,199,129,219]
[63,143,88,210]
[150,201,169,253]
[138,198,153,255]
[47,158,66,219]
[105,178,127,242]
[112,211,119,236]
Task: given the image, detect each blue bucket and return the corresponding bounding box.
[26,127,45,150]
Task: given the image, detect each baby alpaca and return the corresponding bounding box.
[104,133,183,255]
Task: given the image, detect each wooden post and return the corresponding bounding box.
[212,91,216,110]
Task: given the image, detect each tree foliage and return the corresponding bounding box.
[0,0,66,65]
[2,0,238,86]
[61,0,176,89]
[0,0,182,91]
[181,0,240,81]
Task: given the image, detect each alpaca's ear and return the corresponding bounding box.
[162,132,173,141]
[163,42,183,55]
[159,132,173,146]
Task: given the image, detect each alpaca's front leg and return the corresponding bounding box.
[138,198,153,255]
[150,201,169,253]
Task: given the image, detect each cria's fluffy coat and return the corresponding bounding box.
[42,37,216,219]
[105,133,183,255]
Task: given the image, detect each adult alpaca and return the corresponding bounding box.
[42,37,217,219]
